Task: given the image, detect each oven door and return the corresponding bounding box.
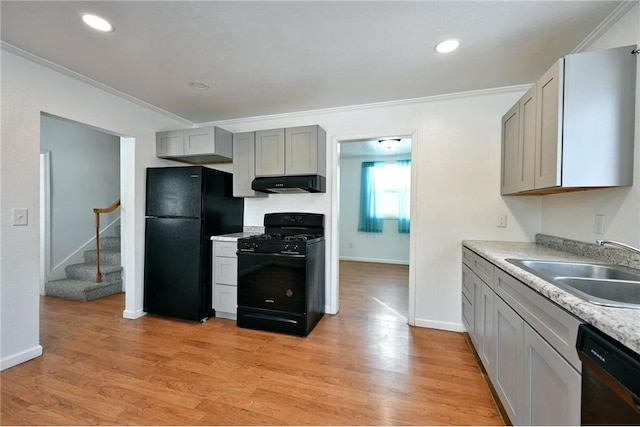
[237,251,307,313]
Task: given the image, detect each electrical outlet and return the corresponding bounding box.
[496,214,507,228]
[594,214,605,234]
[12,208,28,226]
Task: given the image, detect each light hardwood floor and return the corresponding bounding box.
[1,261,503,425]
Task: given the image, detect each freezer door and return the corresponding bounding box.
[144,217,208,321]
[146,167,202,218]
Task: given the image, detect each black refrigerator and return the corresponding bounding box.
[144,166,244,322]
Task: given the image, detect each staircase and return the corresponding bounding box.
[45,225,123,302]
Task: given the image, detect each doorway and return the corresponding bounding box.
[39,114,123,299]
[333,133,415,324]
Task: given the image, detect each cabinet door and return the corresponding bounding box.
[285,125,318,175]
[535,59,563,190]
[518,86,536,191]
[500,102,520,195]
[480,283,495,379]
[494,296,525,425]
[184,128,214,156]
[233,132,267,198]
[523,325,581,426]
[255,129,285,176]
[156,130,184,157]
[462,265,478,349]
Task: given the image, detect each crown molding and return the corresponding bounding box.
[572,0,638,53]
[202,84,533,128]
[1,41,194,127]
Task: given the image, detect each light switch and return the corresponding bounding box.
[496,214,507,228]
[12,208,28,226]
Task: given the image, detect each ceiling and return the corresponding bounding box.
[0,1,627,125]
[340,136,412,158]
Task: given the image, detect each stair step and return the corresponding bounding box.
[65,263,122,283]
[84,249,121,265]
[100,236,120,250]
[45,279,122,302]
[114,225,120,238]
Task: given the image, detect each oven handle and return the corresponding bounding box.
[236,251,306,258]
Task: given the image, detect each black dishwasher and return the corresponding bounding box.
[577,324,640,425]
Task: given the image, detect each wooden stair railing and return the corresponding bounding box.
[93,199,121,283]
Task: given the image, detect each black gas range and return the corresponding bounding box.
[236,213,325,336]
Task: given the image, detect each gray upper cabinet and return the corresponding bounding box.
[501,45,637,195]
[501,86,536,194]
[232,132,267,198]
[156,126,233,164]
[255,128,286,176]
[255,125,327,177]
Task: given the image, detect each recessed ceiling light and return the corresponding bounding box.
[82,14,114,32]
[435,39,460,54]
[189,81,210,91]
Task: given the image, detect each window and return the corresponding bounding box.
[358,160,410,233]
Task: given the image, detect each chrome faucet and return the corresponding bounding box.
[596,239,640,256]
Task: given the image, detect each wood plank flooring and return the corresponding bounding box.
[1,261,503,425]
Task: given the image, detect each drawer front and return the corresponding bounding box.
[462,264,475,302]
[215,241,238,258]
[462,246,474,267]
[215,256,238,286]
[473,254,495,288]
[214,284,237,315]
[494,269,582,371]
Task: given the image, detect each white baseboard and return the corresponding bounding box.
[122,309,146,319]
[414,317,466,333]
[1,345,43,371]
[339,256,409,265]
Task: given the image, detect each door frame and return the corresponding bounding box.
[329,130,418,325]
[39,150,51,295]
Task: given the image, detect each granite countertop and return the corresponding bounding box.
[210,231,262,242]
[463,240,640,355]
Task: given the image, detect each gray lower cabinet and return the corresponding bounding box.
[213,241,238,319]
[494,295,525,425]
[462,245,581,425]
[479,283,495,378]
[523,325,581,426]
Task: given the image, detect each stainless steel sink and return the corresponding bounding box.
[506,259,640,309]
[553,277,640,308]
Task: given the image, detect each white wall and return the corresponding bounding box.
[339,154,410,264]
[211,89,542,331]
[40,115,121,280]
[1,50,187,370]
[541,3,640,246]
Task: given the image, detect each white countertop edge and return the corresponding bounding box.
[462,240,640,356]
[211,231,263,241]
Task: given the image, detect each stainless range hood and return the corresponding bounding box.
[251,175,326,194]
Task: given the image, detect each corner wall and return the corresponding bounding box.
[0,49,187,370]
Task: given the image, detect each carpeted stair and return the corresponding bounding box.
[45,225,123,301]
